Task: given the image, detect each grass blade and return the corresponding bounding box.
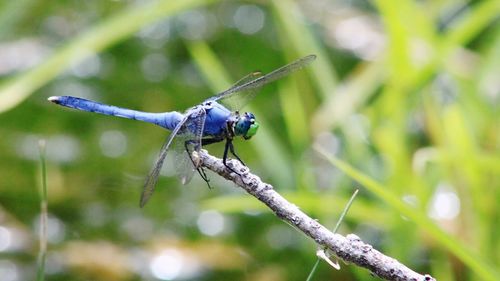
[0,0,216,113]
[37,140,48,281]
[314,145,499,281]
[306,189,359,280]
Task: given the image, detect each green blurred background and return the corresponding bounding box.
[0,0,498,280]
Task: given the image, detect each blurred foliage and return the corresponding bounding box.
[0,0,499,281]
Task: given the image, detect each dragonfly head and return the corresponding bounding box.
[235,112,259,140]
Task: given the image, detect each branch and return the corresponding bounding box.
[197,150,435,281]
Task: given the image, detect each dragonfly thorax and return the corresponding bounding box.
[234,112,259,140]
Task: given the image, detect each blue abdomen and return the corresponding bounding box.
[49,96,183,130]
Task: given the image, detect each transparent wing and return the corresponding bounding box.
[139,107,205,207]
[208,55,316,109]
[214,71,263,111]
[140,114,189,207]
[172,107,206,185]
[171,133,196,185]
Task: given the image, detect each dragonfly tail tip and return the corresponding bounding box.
[48,96,61,104]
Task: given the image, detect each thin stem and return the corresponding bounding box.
[37,140,48,281]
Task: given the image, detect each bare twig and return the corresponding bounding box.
[198,150,435,281]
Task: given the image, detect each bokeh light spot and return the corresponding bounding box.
[150,249,183,280]
[428,184,461,220]
[197,210,225,236]
[70,52,101,78]
[233,5,265,34]
[0,226,12,252]
[34,214,66,244]
[0,260,19,281]
[176,10,215,40]
[99,130,127,158]
[16,134,81,163]
[138,19,171,49]
[141,53,170,82]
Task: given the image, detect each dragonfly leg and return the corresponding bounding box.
[202,137,244,177]
[197,167,212,189]
[184,140,212,189]
[228,141,246,166]
[222,139,244,176]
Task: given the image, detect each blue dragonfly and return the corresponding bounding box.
[49,54,316,207]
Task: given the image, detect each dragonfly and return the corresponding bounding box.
[49,54,316,207]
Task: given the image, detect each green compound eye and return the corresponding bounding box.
[244,121,259,140]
